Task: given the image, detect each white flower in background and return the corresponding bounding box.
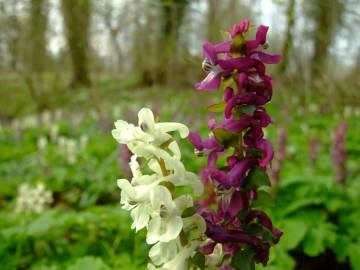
[66,139,77,164]
[15,183,53,214]
[300,123,309,134]
[22,115,38,129]
[37,136,48,152]
[80,134,89,150]
[112,108,207,269]
[354,108,360,117]
[57,136,79,164]
[50,124,59,142]
[309,104,318,113]
[54,109,63,122]
[40,110,52,126]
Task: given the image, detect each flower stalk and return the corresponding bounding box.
[112,108,213,269]
[190,19,282,269]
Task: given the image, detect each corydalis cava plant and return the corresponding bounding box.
[189,19,282,269]
[112,108,220,269]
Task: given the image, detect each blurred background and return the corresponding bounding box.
[0,0,359,270]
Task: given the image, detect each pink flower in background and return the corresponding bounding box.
[308,137,322,166]
[331,122,348,184]
[271,127,288,184]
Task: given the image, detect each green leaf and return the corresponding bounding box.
[191,252,205,269]
[252,190,275,207]
[247,223,274,242]
[279,219,309,250]
[208,102,226,113]
[182,206,196,218]
[349,243,360,270]
[231,247,256,270]
[247,148,263,158]
[212,128,239,148]
[303,231,324,257]
[239,105,256,116]
[245,167,271,189]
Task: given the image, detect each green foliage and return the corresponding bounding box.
[208,102,226,113]
[231,247,256,270]
[212,128,239,148]
[245,167,271,189]
[0,86,359,270]
[67,257,111,270]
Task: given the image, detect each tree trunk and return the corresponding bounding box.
[279,0,295,73]
[207,0,220,42]
[156,0,189,85]
[310,0,344,80]
[27,0,48,73]
[61,0,91,87]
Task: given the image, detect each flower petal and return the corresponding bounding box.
[227,159,256,187]
[155,122,189,138]
[251,52,282,64]
[149,241,177,266]
[254,139,273,168]
[130,203,150,231]
[203,41,218,65]
[195,72,222,91]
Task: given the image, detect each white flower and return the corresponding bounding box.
[149,240,178,266]
[80,134,88,149]
[37,136,48,152]
[204,244,223,269]
[117,179,159,231]
[112,108,189,149]
[147,242,199,270]
[113,108,208,269]
[50,124,59,142]
[146,187,190,244]
[15,183,53,214]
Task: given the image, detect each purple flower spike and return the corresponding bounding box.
[193,20,282,267]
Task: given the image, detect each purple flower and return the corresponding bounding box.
[254,139,274,169]
[226,158,256,187]
[192,20,282,267]
[195,41,231,91]
[228,19,251,38]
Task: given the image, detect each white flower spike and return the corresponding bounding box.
[112,108,208,269]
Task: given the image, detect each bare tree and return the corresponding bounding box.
[156,0,189,85]
[279,0,295,73]
[307,0,345,80]
[61,0,91,87]
[26,0,48,73]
